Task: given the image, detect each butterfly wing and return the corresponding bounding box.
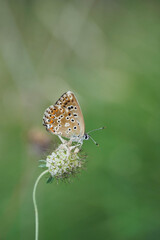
[43,91,85,140]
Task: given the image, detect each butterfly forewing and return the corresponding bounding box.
[43,91,85,140]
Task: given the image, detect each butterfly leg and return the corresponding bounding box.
[58,135,66,144]
[69,143,82,151]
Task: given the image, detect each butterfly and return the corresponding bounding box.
[43,91,104,145]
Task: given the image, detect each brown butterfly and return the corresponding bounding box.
[43,91,104,145]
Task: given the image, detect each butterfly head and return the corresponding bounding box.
[83,133,90,140]
[83,134,98,145]
[83,127,105,146]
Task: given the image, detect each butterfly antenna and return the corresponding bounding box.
[89,135,99,146]
[87,126,106,134]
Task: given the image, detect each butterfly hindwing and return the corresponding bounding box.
[43,91,85,139]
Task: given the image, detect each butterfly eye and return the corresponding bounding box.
[74,126,77,130]
[84,134,89,140]
[74,106,77,110]
[71,119,75,122]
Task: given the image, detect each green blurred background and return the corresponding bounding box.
[0,0,160,239]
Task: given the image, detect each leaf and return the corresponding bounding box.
[38,164,47,168]
[39,160,46,163]
[46,175,53,183]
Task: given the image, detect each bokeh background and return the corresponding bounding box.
[0,0,160,239]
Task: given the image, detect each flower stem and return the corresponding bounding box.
[33,170,48,240]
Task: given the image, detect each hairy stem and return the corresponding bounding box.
[33,170,48,240]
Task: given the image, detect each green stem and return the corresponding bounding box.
[33,170,48,240]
